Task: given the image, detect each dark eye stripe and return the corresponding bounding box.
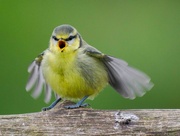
[65,35,77,41]
[52,36,59,41]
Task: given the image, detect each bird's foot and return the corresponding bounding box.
[64,103,89,109]
[42,98,61,111]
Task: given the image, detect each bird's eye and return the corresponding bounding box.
[65,35,77,41]
[52,36,59,41]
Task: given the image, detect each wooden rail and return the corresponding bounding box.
[0,101,180,135]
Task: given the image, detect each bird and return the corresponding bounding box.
[26,24,153,110]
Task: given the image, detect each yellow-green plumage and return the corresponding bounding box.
[26,24,153,109]
[42,43,108,101]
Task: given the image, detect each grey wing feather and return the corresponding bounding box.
[44,83,52,103]
[31,66,44,99]
[26,61,39,91]
[26,51,55,103]
[103,55,154,99]
[85,44,153,99]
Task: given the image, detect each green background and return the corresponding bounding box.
[0,1,180,115]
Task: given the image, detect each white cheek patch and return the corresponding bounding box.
[50,38,57,46]
[53,40,57,46]
[67,38,75,45]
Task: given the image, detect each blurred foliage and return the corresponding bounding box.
[0,0,180,114]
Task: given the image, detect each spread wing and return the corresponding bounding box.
[26,51,54,103]
[85,45,154,99]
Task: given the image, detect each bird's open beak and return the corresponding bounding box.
[58,40,67,51]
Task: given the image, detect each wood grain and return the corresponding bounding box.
[0,101,180,135]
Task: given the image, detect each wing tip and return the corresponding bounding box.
[25,85,31,92]
[104,55,154,100]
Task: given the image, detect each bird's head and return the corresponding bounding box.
[49,24,81,54]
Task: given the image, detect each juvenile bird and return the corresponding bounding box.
[26,24,153,110]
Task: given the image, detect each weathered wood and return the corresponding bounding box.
[0,101,180,135]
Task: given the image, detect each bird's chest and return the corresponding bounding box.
[41,52,85,96]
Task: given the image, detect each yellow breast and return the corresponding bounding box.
[41,49,108,101]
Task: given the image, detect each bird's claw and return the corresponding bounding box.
[64,103,90,109]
